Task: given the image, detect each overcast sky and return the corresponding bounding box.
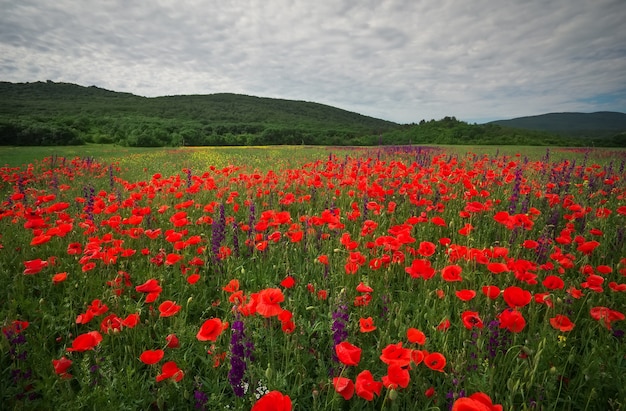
[1,0,625,123]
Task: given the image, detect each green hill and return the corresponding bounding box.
[488,112,626,139]
[0,81,397,146]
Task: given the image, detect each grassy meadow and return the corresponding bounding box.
[1,145,625,410]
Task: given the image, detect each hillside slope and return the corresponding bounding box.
[0,81,397,146]
[488,112,626,138]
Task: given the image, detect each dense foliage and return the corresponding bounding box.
[1,145,625,410]
[1,81,623,147]
[0,81,395,147]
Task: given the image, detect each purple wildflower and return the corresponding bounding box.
[228,319,250,397]
[331,295,349,367]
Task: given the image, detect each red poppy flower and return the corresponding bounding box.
[539,275,563,291]
[140,349,164,365]
[452,392,503,411]
[411,349,426,365]
[135,278,162,293]
[30,234,51,246]
[442,265,463,282]
[382,363,410,388]
[355,370,383,401]
[278,310,292,323]
[156,361,184,382]
[481,285,500,299]
[165,334,180,348]
[280,276,296,288]
[122,313,140,328]
[503,286,532,308]
[81,262,96,272]
[487,263,509,274]
[359,317,377,333]
[281,320,295,334]
[437,318,451,331]
[356,282,374,293]
[456,289,477,302]
[522,240,539,249]
[417,241,437,257]
[23,258,48,275]
[317,255,329,265]
[196,318,226,341]
[498,309,526,333]
[100,314,123,334]
[335,341,362,366]
[255,288,285,317]
[550,315,575,332]
[222,279,240,293]
[533,292,553,308]
[577,240,600,255]
[333,376,355,400]
[251,390,292,411]
[431,216,446,227]
[165,253,183,265]
[458,223,473,236]
[425,386,436,398]
[567,286,584,299]
[590,306,625,329]
[405,258,436,280]
[67,331,103,352]
[52,272,68,284]
[424,352,446,372]
[255,240,268,252]
[67,242,83,255]
[380,342,411,366]
[158,300,181,317]
[52,356,73,379]
[407,328,426,345]
[461,311,484,329]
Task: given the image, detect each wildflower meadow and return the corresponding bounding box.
[1,145,625,410]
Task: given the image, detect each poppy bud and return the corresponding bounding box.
[265,364,272,380]
[388,388,398,400]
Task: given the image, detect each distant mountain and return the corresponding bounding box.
[488,112,626,138]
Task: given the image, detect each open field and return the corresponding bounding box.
[1,145,625,410]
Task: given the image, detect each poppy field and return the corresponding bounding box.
[1,145,625,410]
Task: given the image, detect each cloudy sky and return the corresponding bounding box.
[1,0,625,123]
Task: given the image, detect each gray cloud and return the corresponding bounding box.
[1,0,624,123]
